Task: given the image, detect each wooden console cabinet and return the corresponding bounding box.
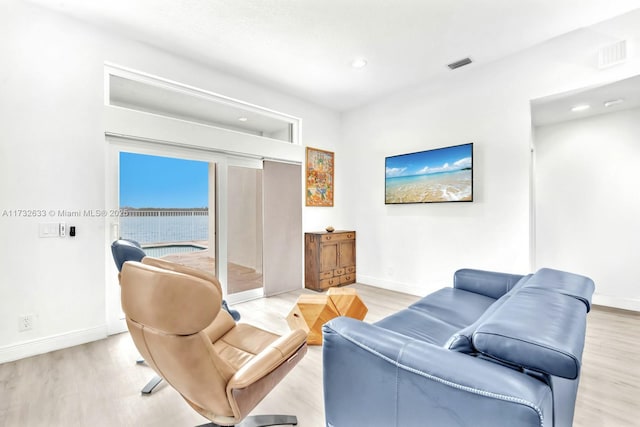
[305,231,356,291]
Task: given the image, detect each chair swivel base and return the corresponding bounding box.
[135,358,163,395]
[141,374,163,395]
[197,414,298,427]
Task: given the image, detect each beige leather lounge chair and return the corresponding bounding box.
[120,257,307,427]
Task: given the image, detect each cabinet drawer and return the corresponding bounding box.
[319,271,333,280]
[320,277,340,288]
[345,266,356,274]
[333,268,345,276]
[321,232,355,242]
[339,274,355,285]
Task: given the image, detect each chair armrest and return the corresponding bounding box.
[227,329,307,389]
[323,317,552,427]
[454,268,526,299]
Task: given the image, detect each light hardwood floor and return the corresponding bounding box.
[0,284,638,427]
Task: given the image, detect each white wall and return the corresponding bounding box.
[535,108,640,311]
[0,0,342,362]
[342,9,640,296]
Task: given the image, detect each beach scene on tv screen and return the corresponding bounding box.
[385,143,472,203]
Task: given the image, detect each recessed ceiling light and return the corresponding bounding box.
[571,104,591,112]
[604,99,624,108]
[351,58,368,69]
[238,117,248,122]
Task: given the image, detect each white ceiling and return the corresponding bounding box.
[531,74,640,127]
[28,0,640,111]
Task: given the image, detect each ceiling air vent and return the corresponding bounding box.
[598,40,627,69]
[447,57,472,70]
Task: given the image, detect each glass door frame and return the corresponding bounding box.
[212,158,265,306]
[105,136,263,334]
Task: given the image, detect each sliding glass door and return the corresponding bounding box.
[226,165,264,301]
[106,139,264,333]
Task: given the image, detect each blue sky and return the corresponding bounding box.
[120,152,209,208]
[385,143,472,178]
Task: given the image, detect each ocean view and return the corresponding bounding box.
[119,153,210,250]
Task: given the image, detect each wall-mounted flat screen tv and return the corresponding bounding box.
[385,143,473,204]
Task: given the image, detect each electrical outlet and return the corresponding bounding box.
[18,314,34,332]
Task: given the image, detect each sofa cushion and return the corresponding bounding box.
[375,309,459,346]
[472,288,587,379]
[409,288,496,328]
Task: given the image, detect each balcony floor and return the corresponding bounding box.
[159,245,262,295]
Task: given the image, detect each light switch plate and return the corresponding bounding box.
[39,223,60,238]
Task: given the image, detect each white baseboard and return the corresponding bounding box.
[357,274,426,297]
[0,326,107,364]
[592,293,640,312]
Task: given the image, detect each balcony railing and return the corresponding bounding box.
[119,208,209,246]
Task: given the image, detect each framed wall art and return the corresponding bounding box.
[385,143,473,204]
[306,147,334,207]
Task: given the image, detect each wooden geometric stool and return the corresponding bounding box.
[286,294,339,345]
[327,287,368,321]
[286,288,368,345]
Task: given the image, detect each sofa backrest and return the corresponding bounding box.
[444,274,531,352]
[453,269,526,300]
[520,268,595,312]
[446,268,594,380]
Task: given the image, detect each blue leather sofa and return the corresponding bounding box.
[322,268,595,427]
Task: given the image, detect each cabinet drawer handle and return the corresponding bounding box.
[326,236,332,240]
[347,234,353,238]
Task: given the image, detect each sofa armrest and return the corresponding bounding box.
[454,268,527,299]
[323,317,552,427]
